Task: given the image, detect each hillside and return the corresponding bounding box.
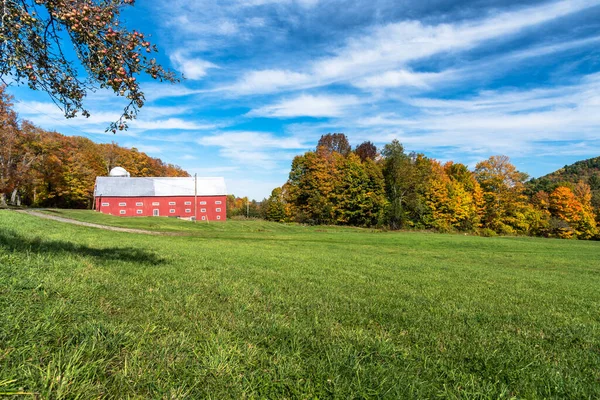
[0,92,189,209]
[526,156,600,208]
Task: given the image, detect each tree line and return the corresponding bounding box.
[263,133,599,240]
[0,86,187,208]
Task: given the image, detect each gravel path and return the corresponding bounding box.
[15,210,171,235]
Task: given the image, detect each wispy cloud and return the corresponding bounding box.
[248,94,360,118]
[220,0,598,95]
[343,72,600,158]
[170,51,219,80]
[197,130,310,168]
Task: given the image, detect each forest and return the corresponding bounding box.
[0,87,187,208]
[263,133,600,240]
[2,84,599,239]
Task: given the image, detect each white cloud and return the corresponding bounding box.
[199,130,307,150]
[354,69,446,89]
[226,0,597,94]
[346,73,600,157]
[14,100,216,136]
[228,70,312,94]
[248,94,360,118]
[170,51,218,80]
[197,130,310,169]
[130,118,216,131]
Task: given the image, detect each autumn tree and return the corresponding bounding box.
[0,93,188,208]
[286,148,338,224]
[226,195,263,218]
[355,141,377,161]
[547,186,595,239]
[317,133,351,156]
[0,0,177,131]
[546,183,598,239]
[424,161,483,232]
[0,87,39,206]
[474,155,530,234]
[0,86,20,206]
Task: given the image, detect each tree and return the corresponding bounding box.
[424,161,483,232]
[286,148,338,224]
[381,140,431,229]
[317,133,351,156]
[0,0,177,131]
[0,86,38,206]
[0,90,188,208]
[474,155,530,234]
[548,186,597,239]
[0,86,20,206]
[331,152,386,227]
[354,141,377,161]
[264,187,288,222]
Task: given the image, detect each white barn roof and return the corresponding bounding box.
[94,177,227,197]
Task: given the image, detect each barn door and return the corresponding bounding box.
[153,209,159,216]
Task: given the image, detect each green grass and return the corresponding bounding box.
[1,210,599,398]
[40,208,365,235]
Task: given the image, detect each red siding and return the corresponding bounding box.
[94,195,227,221]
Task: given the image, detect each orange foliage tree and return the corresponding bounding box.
[549,185,597,239]
[0,87,188,208]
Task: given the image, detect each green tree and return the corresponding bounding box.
[332,153,386,227]
[265,187,288,222]
[381,140,431,229]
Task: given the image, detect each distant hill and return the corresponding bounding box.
[526,156,600,208]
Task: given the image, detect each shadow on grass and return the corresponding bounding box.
[0,228,164,265]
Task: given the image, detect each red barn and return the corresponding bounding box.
[93,171,227,221]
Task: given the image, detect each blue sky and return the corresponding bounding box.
[7,0,600,200]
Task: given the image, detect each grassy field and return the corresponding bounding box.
[1,210,599,398]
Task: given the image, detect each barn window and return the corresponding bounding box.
[169,201,176,205]
[217,216,221,220]
[201,208,206,213]
[201,216,206,221]
[120,210,126,215]
[137,210,143,214]
[215,208,221,212]
[170,209,175,214]
[200,201,207,205]
[101,202,109,207]
[185,209,191,213]
[136,202,143,206]
[152,202,160,206]
[215,201,222,205]
[119,202,126,206]
[184,201,191,205]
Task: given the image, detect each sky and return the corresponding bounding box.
[6,0,600,200]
